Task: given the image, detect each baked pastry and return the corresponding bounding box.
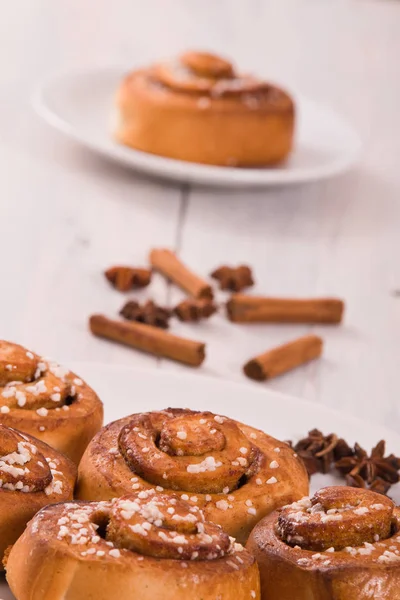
[6,491,260,600]
[0,424,76,566]
[0,340,103,463]
[247,486,400,600]
[76,408,308,543]
[115,51,295,166]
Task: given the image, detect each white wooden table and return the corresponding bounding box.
[1,0,399,431]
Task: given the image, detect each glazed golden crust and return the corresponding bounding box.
[76,408,308,543]
[0,340,104,463]
[0,425,76,565]
[115,51,295,166]
[247,486,400,600]
[6,492,260,600]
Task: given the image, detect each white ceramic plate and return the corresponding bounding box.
[2,365,398,598]
[33,67,362,188]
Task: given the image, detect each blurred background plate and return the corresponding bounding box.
[33,67,361,188]
[1,363,399,599]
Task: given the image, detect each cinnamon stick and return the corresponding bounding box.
[150,249,213,299]
[89,314,205,367]
[227,295,344,324]
[243,335,323,381]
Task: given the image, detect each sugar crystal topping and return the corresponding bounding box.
[0,347,86,415]
[0,430,66,495]
[280,490,400,566]
[47,492,249,564]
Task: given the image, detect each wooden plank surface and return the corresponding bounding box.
[0,0,399,431]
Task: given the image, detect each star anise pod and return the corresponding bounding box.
[105,266,152,292]
[119,300,171,329]
[346,473,392,496]
[211,265,254,292]
[174,298,218,322]
[335,440,400,486]
[293,429,352,476]
[369,477,393,495]
[333,437,354,461]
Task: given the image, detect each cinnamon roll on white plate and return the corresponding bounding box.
[34,59,361,186]
[116,51,295,167]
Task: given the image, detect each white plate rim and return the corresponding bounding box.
[69,361,400,448]
[32,66,363,188]
[1,363,399,599]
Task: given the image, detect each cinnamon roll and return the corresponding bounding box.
[0,340,103,463]
[115,51,295,166]
[0,424,76,566]
[247,486,400,600]
[5,491,260,600]
[76,408,308,543]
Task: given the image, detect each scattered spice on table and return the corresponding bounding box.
[244,335,323,382]
[211,265,254,292]
[291,430,400,496]
[174,298,218,322]
[120,300,171,329]
[105,266,152,291]
[335,440,400,493]
[150,248,213,299]
[292,429,351,475]
[227,295,344,324]
[90,314,205,367]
